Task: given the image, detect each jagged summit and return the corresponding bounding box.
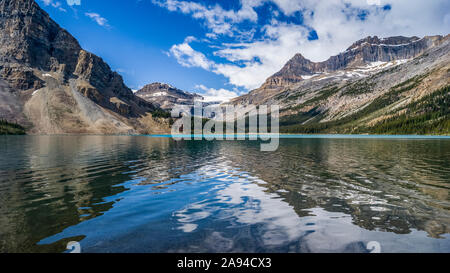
[0,0,169,134]
[280,54,313,73]
[145,82,175,90]
[345,36,422,51]
[231,31,449,134]
[0,0,81,75]
[261,35,444,89]
[136,82,203,110]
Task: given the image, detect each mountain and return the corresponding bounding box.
[1,0,447,135]
[136,83,226,119]
[269,36,438,87]
[136,82,203,110]
[231,35,450,135]
[234,36,443,105]
[0,0,170,134]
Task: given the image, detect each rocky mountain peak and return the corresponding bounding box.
[0,0,170,134]
[275,53,314,74]
[262,54,315,88]
[346,36,421,51]
[0,0,138,104]
[0,0,82,78]
[260,35,441,89]
[136,82,203,110]
[231,32,449,136]
[141,82,178,92]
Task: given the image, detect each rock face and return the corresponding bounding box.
[261,35,441,89]
[136,82,203,110]
[0,0,81,85]
[231,34,450,134]
[0,0,170,134]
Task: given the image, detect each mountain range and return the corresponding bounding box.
[231,35,450,134]
[0,0,170,134]
[0,0,448,135]
[135,82,203,110]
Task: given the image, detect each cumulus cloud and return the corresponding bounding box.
[366,0,382,5]
[169,37,215,70]
[156,0,450,91]
[41,0,67,12]
[85,12,109,27]
[195,84,239,102]
[66,0,81,6]
[214,23,310,89]
[152,0,262,36]
[298,0,449,60]
[169,23,311,90]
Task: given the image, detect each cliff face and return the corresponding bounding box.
[262,35,441,89]
[136,82,203,110]
[0,0,80,87]
[72,50,160,118]
[0,0,170,134]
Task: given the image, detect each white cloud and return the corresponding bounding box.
[158,0,450,91]
[169,37,215,70]
[195,84,239,102]
[85,12,109,27]
[213,23,310,89]
[41,0,67,12]
[269,0,302,15]
[152,0,262,36]
[366,0,381,5]
[297,0,450,61]
[170,23,310,90]
[66,0,81,5]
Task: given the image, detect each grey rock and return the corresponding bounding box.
[136,82,203,110]
[231,34,450,133]
[263,35,443,88]
[0,0,169,134]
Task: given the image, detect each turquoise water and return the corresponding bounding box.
[148,134,450,139]
[0,136,449,253]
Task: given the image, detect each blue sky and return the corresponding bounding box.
[39,0,450,101]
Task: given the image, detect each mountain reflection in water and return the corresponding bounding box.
[0,136,449,253]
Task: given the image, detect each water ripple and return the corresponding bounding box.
[0,136,449,253]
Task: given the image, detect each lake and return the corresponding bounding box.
[0,135,449,253]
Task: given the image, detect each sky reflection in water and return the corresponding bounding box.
[0,136,449,253]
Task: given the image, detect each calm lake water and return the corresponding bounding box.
[0,136,449,253]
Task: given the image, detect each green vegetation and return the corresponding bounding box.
[280,108,325,127]
[284,84,340,113]
[281,113,348,134]
[363,85,450,134]
[342,81,375,96]
[280,82,449,135]
[274,88,296,101]
[0,119,26,135]
[151,109,171,119]
[391,73,428,92]
[305,85,340,105]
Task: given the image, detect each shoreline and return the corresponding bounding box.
[3,133,450,139]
